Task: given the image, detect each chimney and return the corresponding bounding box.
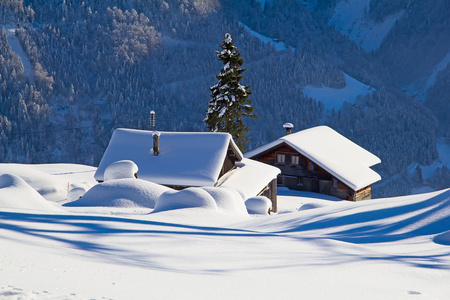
[283,123,294,135]
[153,132,160,156]
[150,110,155,131]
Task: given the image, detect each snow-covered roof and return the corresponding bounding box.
[95,129,243,187]
[245,126,381,191]
[218,158,280,200]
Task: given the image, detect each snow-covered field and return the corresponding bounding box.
[1,164,449,299]
[1,25,34,83]
[302,72,374,111]
[329,0,404,52]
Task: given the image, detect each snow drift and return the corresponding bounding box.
[153,187,218,213]
[245,196,272,215]
[0,174,61,211]
[201,186,248,215]
[64,179,171,208]
[104,160,138,181]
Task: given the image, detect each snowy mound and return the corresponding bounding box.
[433,230,450,246]
[0,174,60,211]
[298,202,335,211]
[245,196,272,215]
[0,164,65,201]
[154,188,218,213]
[104,160,138,181]
[67,186,89,202]
[201,186,247,215]
[64,179,171,208]
[0,163,97,202]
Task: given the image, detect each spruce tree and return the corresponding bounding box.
[205,33,256,150]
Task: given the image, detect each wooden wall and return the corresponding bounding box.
[251,143,372,201]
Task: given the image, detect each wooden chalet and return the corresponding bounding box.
[245,126,381,201]
[94,128,280,210]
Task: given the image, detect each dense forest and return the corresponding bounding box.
[0,0,449,197]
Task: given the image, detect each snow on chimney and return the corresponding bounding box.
[150,110,155,131]
[283,123,294,135]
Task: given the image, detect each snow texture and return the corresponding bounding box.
[104,160,138,181]
[0,174,61,211]
[302,72,374,111]
[239,22,294,52]
[1,26,34,82]
[329,0,404,52]
[245,196,272,215]
[407,51,450,100]
[0,163,97,203]
[64,178,171,208]
[1,163,450,299]
[95,129,243,187]
[218,158,280,200]
[201,186,248,216]
[245,126,381,191]
[153,187,218,213]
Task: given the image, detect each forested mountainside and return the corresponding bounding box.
[0,0,448,197]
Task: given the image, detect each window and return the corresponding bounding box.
[333,178,338,188]
[276,154,285,164]
[291,156,299,165]
[308,161,314,170]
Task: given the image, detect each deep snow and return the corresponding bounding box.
[1,164,449,299]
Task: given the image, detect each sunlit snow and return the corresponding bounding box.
[1,163,449,299]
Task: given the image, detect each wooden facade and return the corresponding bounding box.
[250,142,372,201]
[258,178,278,212]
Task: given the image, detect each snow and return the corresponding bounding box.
[64,178,171,209]
[407,137,450,184]
[245,196,272,215]
[1,26,34,82]
[245,126,381,191]
[302,72,374,111]
[407,51,450,100]
[0,174,61,211]
[329,0,404,52]
[0,163,97,203]
[95,129,243,187]
[201,186,248,216]
[218,158,280,200]
[153,187,218,213]
[1,163,450,299]
[424,51,450,93]
[239,22,294,52]
[104,160,138,181]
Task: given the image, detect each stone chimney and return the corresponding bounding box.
[153,132,160,156]
[283,123,294,135]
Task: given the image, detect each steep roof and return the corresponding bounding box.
[95,129,243,187]
[245,126,381,191]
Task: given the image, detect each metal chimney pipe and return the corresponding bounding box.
[150,110,155,131]
[283,123,294,135]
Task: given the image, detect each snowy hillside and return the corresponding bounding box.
[1,163,450,299]
[329,0,403,52]
[302,72,374,111]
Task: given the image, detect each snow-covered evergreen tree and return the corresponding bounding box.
[205,33,256,150]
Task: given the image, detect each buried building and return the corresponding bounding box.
[95,128,280,211]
